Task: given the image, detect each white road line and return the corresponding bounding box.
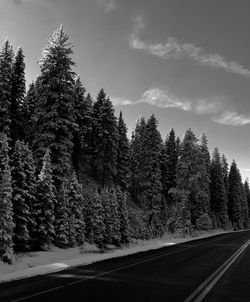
[9,233,245,302]
[184,239,250,302]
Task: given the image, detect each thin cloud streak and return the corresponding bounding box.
[112,87,250,127]
[129,15,250,78]
[212,111,250,126]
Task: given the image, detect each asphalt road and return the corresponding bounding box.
[1,230,250,302]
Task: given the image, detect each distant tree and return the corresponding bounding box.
[35,149,55,250]
[33,25,76,187]
[10,47,26,145]
[0,40,14,135]
[92,89,118,187]
[11,140,32,251]
[72,77,93,180]
[228,160,244,230]
[116,111,131,191]
[0,133,14,263]
[67,172,85,246]
[210,147,228,229]
[117,187,130,245]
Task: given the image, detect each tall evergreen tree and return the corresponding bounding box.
[0,133,14,263]
[0,40,14,135]
[228,160,244,230]
[130,116,146,202]
[175,129,210,230]
[33,25,76,187]
[162,128,178,205]
[244,179,250,221]
[35,149,55,250]
[72,77,93,180]
[11,140,32,251]
[10,47,26,145]
[221,154,229,202]
[67,172,85,246]
[210,147,228,229]
[140,115,163,236]
[92,89,118,187]
[116,111,131,191]
[240,181,249,229]
[21,81,38,145]
[200,133,210,172]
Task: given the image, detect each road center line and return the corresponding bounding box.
[184,239,250,302]
[9,233,244,302]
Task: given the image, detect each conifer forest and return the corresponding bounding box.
[1,26,250,264]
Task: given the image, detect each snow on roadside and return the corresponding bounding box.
[0,229,227,283]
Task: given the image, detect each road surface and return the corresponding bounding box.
[0,230,250,302]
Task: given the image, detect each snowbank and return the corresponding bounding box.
[0,230,227,283]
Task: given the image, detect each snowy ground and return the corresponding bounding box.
[0,230,228,283]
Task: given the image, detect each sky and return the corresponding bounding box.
[1,0,250,179]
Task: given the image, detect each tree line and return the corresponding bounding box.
[0,26,249,264]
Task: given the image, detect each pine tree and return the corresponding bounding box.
[85,190,105,248]
[162,128,178,205]
[116,111,131,191]
[11,140,32,251]
[35,149,55,250]
[228,160,244,230]
[0,40,14,135]
[240,181,249,229]
[101,187,120,245]
[140,115,163,236]
[117,187,130,245]
[210,147,228,229]
[33,25,76,187]
[200,133,210,172]
[67,172,85,246]
[244,179,250,221]
[22,142,37,247]
[130,116,146,202]
[10,47,26,145]
[175,129,210,230]
[92,89,118,187]
[0,133,14,263]
[221,154,229,202]
[21,81,38,145]
[72,77,93,180]
[54,183,69,248]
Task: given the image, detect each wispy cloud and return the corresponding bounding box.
[112,87,250,126]
[129,15,250,78]
[111,97,133,106]
[97,0,117,13]
[212,111,250,126]
[138,88,191,111]
[194,99,223,115]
